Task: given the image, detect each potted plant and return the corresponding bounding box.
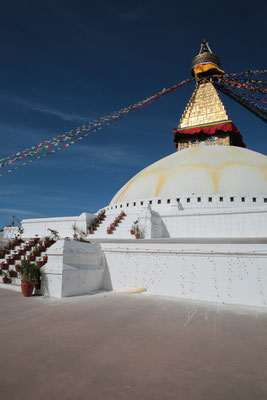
[43,255,48,263]
[131,220,139,235]
[32,244,40,257]
[134,223,142,239]
[0,262,8,270]
[0,246,6,258]
[43,236,52,247]
[2,272,9,284]
[12,252,20,260]
[36,260,44,268]
[72,224,78,240]
[88,225,93,234]
[48,228,59,242]
[9,270,17,278]
[7,241,13,250]
[107,227,112,234]
[33,235,39,243]
[17,260,41,297]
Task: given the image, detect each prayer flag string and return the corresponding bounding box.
[0,78,193,177]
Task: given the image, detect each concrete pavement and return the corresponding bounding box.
[1,289,267,400]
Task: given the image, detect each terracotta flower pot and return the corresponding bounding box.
[18,249,24,255]
[6,258,14,265]
[21,281,35,297]
[34,238,39,243]
[0,263,8,270]
[9,270,17,278]
[130,230,135,235]
[107,229,112,234]
[2,277,9,284]
[36,261,44,268]
[26,255,34,261]
[135,234,140,239]
[43,255,48,263]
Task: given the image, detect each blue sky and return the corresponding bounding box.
[0,0,266,227]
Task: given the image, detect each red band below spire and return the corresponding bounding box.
[173,121,246,148]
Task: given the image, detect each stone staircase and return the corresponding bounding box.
[87,212,139,239]
[0,237,53,293]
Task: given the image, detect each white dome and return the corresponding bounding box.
[110,145,267,204]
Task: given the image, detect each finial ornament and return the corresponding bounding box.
[191,40,224,78]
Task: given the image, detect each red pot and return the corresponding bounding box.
[28,241,34,246]
[2,277,9,284]
[18,249,24,255]
[135,234,140,239]
[43,255,48,263]
[27,255,34,261]
[23,245,30,251]
[6,258,14,265]
[36,261,44,268]
[107,229,112,234]
[16,264,20,271]
[12,254,20,260]
[0,263,8,270]
[130,230,135,235]
[21,281,35,297]
[0,252,5,258]
[34,238,39,243]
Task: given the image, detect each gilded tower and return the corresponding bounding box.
[173,41,245,151]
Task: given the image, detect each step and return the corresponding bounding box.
[0,282,21,292]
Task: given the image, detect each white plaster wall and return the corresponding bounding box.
[101,240,267,308]
[41,239,104,298]
[101,195,267,239]
[21,212,94,239]
[3,226,19,239]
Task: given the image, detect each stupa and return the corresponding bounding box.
[2,42,267,307]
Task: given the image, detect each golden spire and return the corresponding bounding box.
[179,81,228,128]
